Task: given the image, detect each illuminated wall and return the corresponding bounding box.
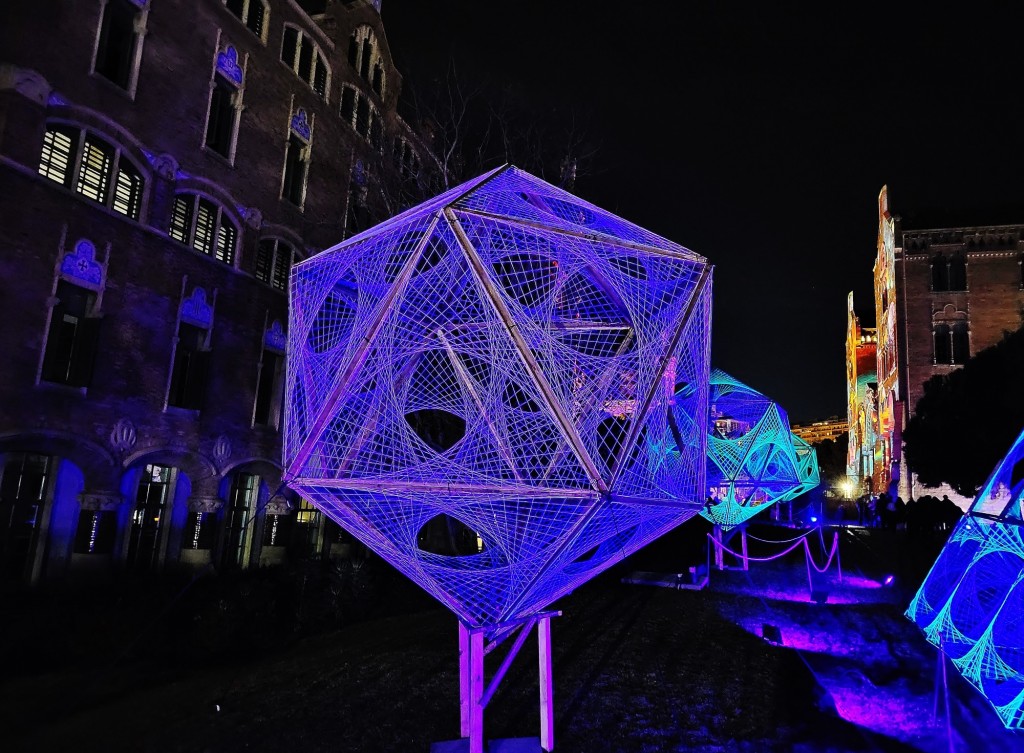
[701,370,819,529]
[284,165,712,628]
[906,427,1024,729]
[872,187,901,496]
[845,293,878,493]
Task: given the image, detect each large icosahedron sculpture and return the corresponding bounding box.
[906,427,1024,729]
[284,165,712,628]
[702,369,819,529]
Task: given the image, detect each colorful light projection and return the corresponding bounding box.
[701,369,819,529]
[906,427,1024,729]
[284,165,712,629]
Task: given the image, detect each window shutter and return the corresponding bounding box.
[341,87,356,123]
[113,161,143,219]
[216,219,237,265]
[272,245,292,291]
[297,38,314,81]
[193,199,217,255]
[76,138,113,204]
[68,316,101,388]
[255,240,274,284]
[169,195,194,243]
[41,306,71,383]
[281,27,299,67]
[313,56,327,98]
[39,128,76,186]
[184,349,211,410]
[247,3,266,38]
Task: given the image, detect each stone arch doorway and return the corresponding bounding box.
[120,462,191,573]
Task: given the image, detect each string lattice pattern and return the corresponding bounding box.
[906,426,1024,729]
[701,369,820,529]
[285,166,712,628]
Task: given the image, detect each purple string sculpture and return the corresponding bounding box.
[283,165,711,750]
[701,369,820,529]
[284,164,712,626]
[906,426,1024,729]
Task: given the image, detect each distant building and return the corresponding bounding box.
[0,0,432,585]
[868,186,1024,505]
[844,295,877,493]
[791,417,848,445]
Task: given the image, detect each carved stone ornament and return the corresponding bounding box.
[0,64,51,105]
[213,434,232,466]
[291,108,312,141]
[150,152,179,180]
[241,206,263,229]
[79,492,123,511]
[61,239,104,288]
[265,320,287,352]
[265,495,292,515]
[181,287,213,329]
[109,418,138,455]
[217,45,244,85]
[189,495,223,514]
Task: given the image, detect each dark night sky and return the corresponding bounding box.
[379,2,1024,424]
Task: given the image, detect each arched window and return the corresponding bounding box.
[168,193,238,265]
[38,125,145,219]
[282,111,313,208]
[951,322,970,364]
[126,464,174,572]
[93,0,147,94]
[394,137,421,179]
[932,305,969,366]
[255,238,298,291]
[948,253,967,291]
[281,25,330,100]
[205,45,245,161]
[222,472,259,569]
[348,25,384,97]
[168,286,214,411]
[933,323,951,364]
[224,0,267,41]
[339,85,380,143]
[930,253,948,291]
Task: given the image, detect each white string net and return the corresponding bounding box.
[285,166,712,628]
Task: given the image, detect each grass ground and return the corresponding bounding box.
[2,522,1023,753]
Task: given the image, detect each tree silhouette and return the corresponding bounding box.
[903,322,1024,496]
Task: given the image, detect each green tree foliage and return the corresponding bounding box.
[813,432,848,488]
[903,323,1024,496]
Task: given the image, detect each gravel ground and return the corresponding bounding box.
[2,524,1023,753]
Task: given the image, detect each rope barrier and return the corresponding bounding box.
[706,530,841,581]
[745,530,816,545]
[706,533,808,563]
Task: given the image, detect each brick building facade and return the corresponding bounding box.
[0,0,430,585]
[870,186,1024,504]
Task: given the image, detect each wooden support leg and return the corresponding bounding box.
[469,629,485,753]
[539,616,554,752]
[713,524,724,570]
[740,528,749,571]
[459,622,471,738]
